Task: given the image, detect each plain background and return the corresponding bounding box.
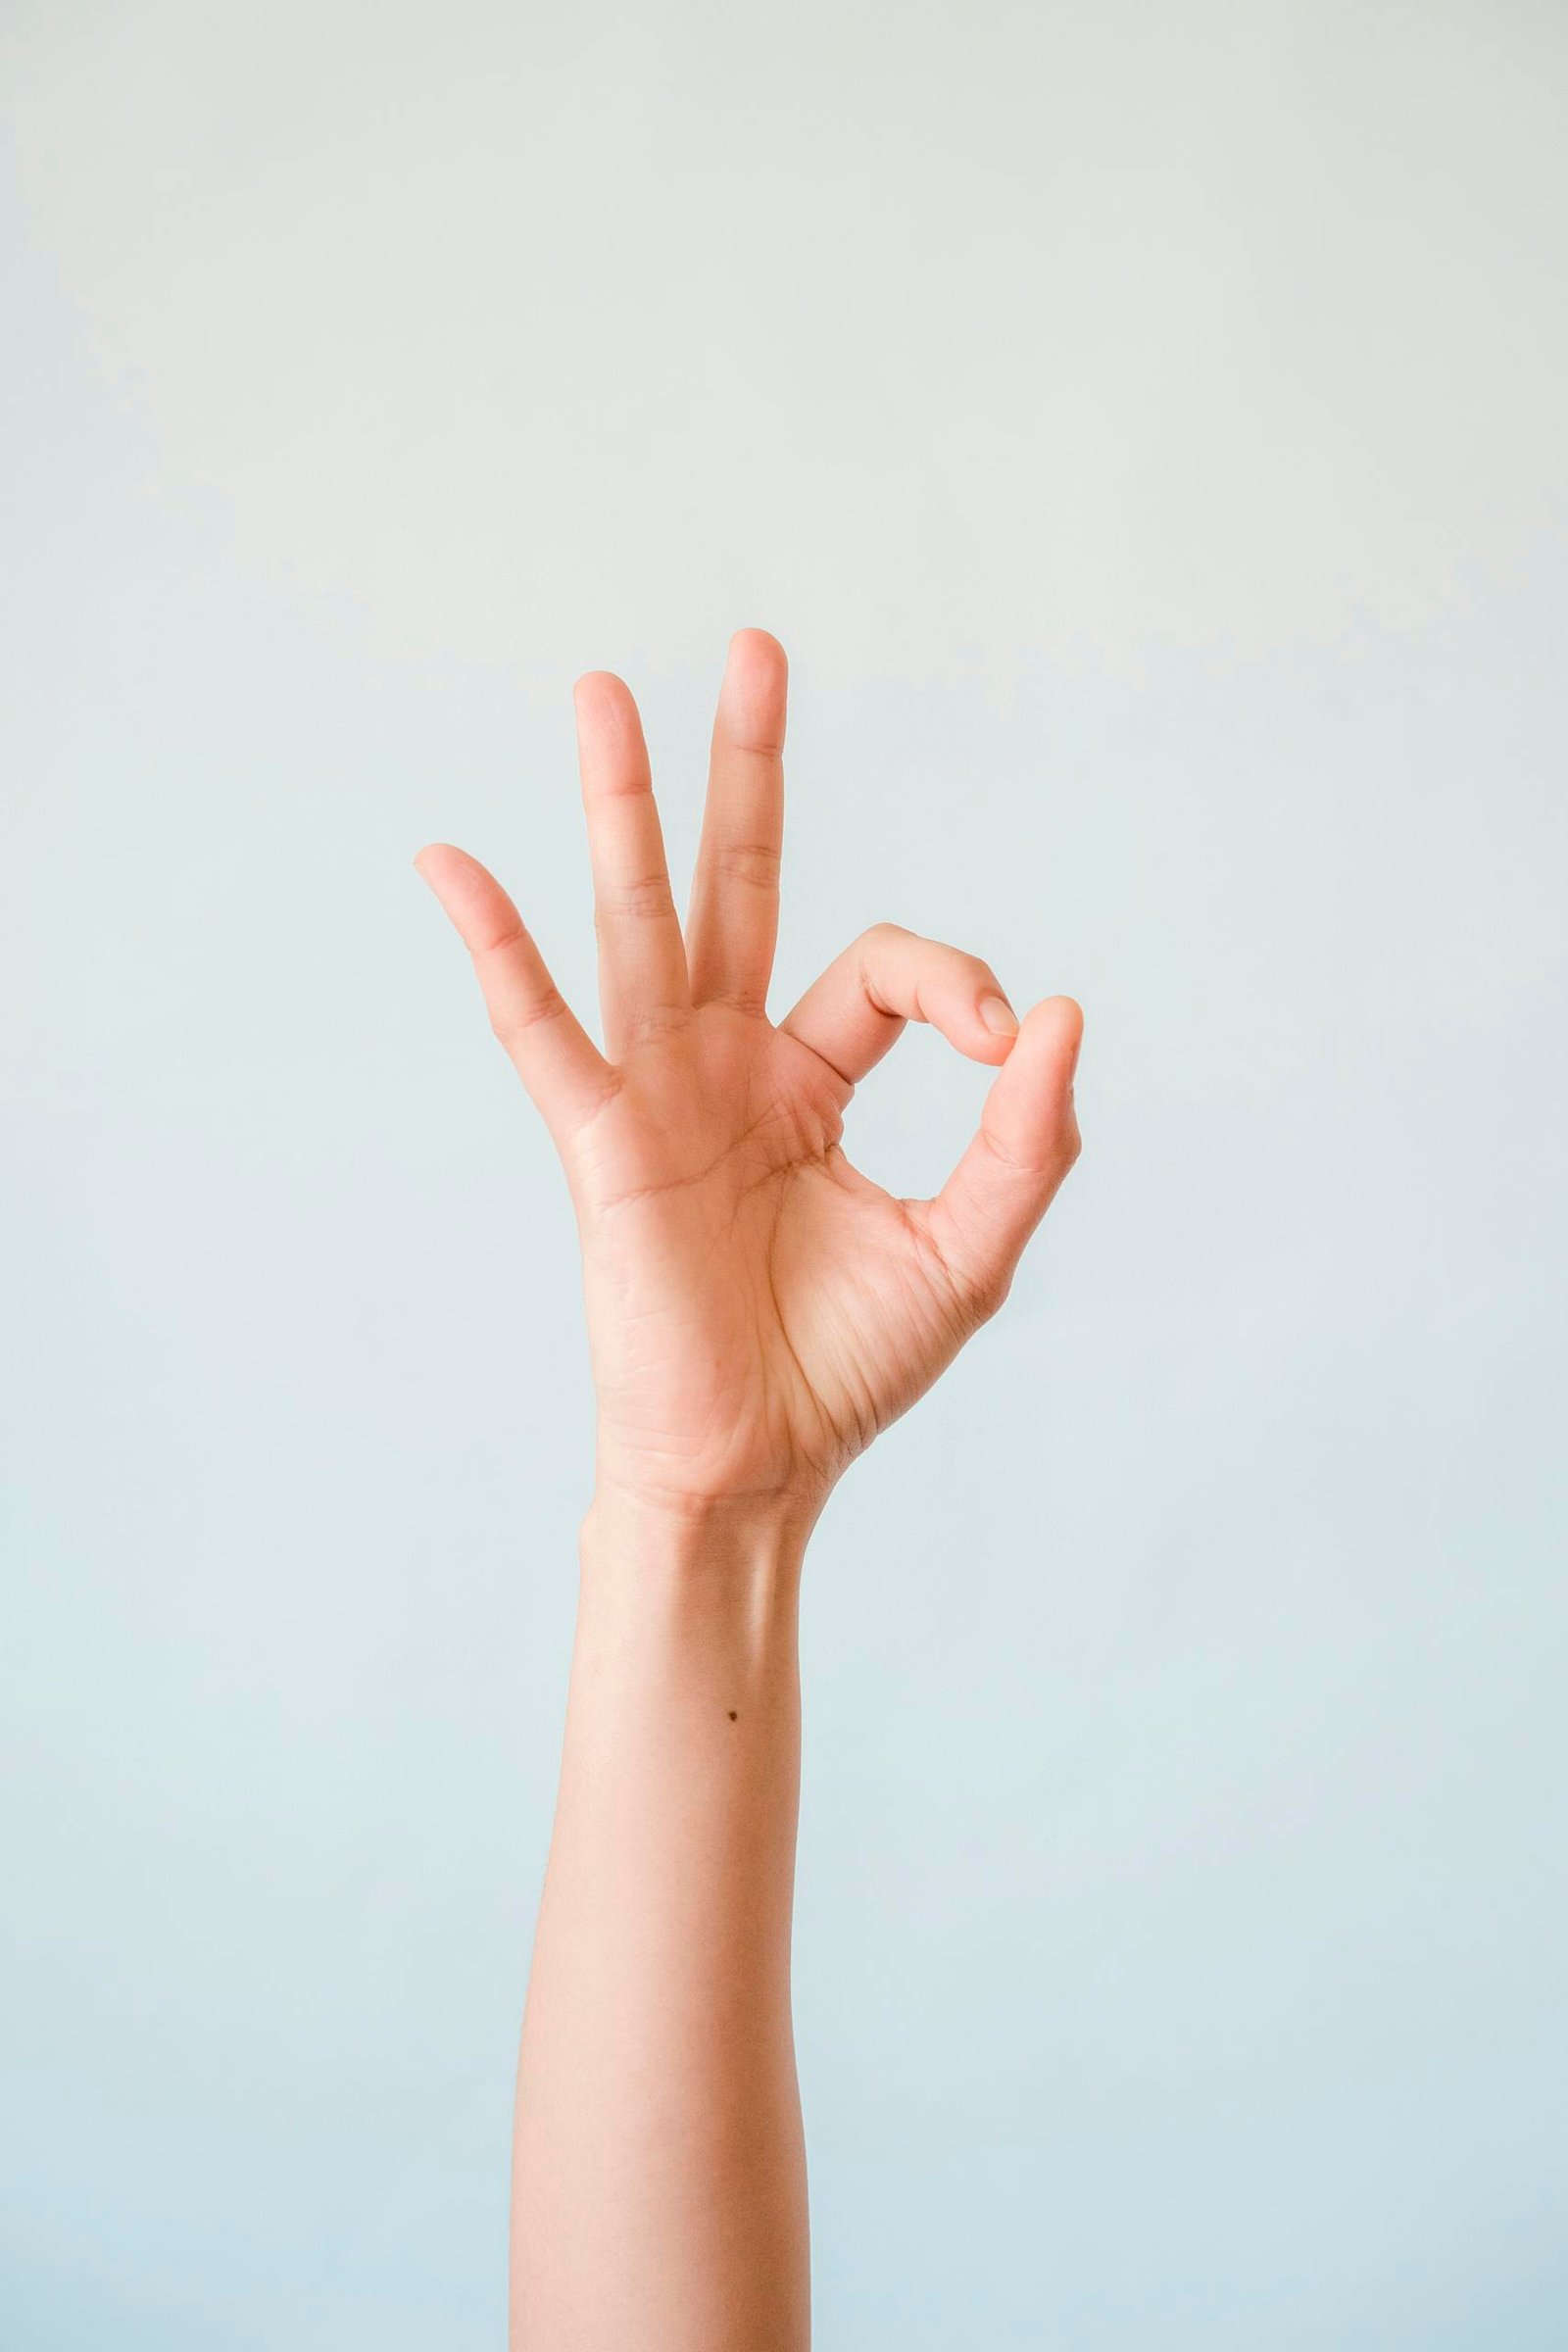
[3,3,1566,2343]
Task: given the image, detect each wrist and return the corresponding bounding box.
[574,1487,810,1712]
[581,1480,819,1577]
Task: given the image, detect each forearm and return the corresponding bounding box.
[510,1492,815,2351]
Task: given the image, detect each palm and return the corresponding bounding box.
[573,1012,970,1509]
[419,633,1081,1521]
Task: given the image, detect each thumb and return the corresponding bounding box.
[919,995,1083,1316]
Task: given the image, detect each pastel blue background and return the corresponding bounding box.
[4,4,1565,2342]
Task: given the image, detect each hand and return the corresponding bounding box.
[416,631,1082,1525]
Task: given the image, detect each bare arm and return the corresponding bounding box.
[514,1498,810,2346]
[416,632,1082,2349]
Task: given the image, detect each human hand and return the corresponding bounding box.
[416,631,1082,1528]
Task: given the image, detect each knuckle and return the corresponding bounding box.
[969,1261,1012,1322]
[491,989,566,1046]
[713,842,782,892]
[599,874,676,924]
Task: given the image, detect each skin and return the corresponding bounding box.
[416,629,1082,2349]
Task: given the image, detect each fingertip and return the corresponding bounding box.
[728,625,787,670]
[415,839,476,883]
[1021,992,1083,1064]
[1029,991,1082,1025]
[719,628,789,750]
[572,668,632,721]
[992,995,1083,1139]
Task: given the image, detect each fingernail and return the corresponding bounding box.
[979,994,1020,1038]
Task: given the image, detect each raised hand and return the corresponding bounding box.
[416,630,1082,1528]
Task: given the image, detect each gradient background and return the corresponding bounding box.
[4,4,1566,2343]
